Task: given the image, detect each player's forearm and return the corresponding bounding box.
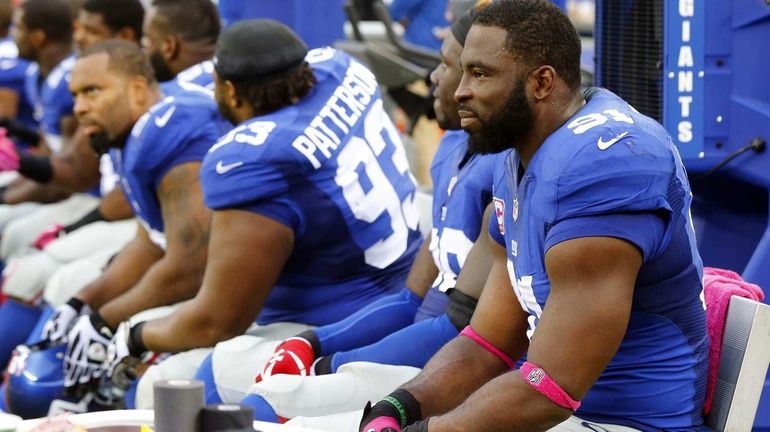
[49,155,100,191]
[141,296,246,352]
[402,336,509,417]
[98,254,205,327]
[427,371,570,431]
[403,236,439,298]
[2,177,70,204]
[96,186,134,221]
[75,235,161,309]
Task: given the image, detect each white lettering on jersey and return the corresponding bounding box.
[334,100,417,269]
[567,109,635,135]
[292,60,379,168]
[305,47,336,64]
[429,227,474,292]
[210,121,277,153]
[507,261,542,340]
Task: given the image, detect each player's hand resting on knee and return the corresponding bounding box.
[42,298,91,343]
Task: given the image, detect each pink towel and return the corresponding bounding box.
[702,266,765,415]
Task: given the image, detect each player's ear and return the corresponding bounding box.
[126,76,150,113]
[223,80,240,108]
[162,34,180,61]
[529,65,556,101]
[29,28,45,48]
[116,27,137,44]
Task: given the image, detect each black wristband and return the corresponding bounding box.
[446,288,478,331]
[17,153,53,183]
[313,355,332,375]
[128,321,148,357]
[0,117,40,146]
[89,311,115,337]
[360,400,401,431]
[0,186,5,204]
[297,329,321,357]
[403,420,429,431]
[362,389,423,429]
[63,207,106,233]
[66,297,86,314]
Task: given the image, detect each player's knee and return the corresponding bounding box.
[135,364,164,409]
[193,353,223,404]
[2,254,59,302]
[446,288,478,330]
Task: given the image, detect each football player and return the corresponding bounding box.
[362,1,708,431]
[54,39,228,394]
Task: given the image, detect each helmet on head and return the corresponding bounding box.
[4,341,75,419]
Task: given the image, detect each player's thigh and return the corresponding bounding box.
[248,362,420,418]
[548,416,643,432]
[0,202,40,232]
[1,252,60,302]
[286,410,362,432]
[42,247,120,307]
[44,219,136,262]
[212,322,315,403]
[135,348,213,409]
[1,194,98,260]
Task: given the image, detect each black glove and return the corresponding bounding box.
[0,117,41,146]
[403,420,429,431]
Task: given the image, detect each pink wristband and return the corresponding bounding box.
[459,325,515,369]
[362,416,400,432]
[520,361,581,411]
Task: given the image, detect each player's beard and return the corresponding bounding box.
[89,129,129,156]
[149,51,176,83]
[466,78,533,155]
[216,97,239,125]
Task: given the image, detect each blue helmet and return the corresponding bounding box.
[3,341,76,419]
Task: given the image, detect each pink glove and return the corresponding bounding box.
[33,224,65,250]
[0,127,19,172]
[361,417,400,432]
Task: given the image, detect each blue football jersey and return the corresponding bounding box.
[110,91,230,249]
[428,130,498,293]
[160,60,214,97]
[0,39,36,129]
[24,55,75,152]
[201,48,421,326]
[489,88,707,429]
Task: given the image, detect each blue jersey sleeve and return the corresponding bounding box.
[201,118,306,230]
[0,59,27,87]
[544,212,667,262]
[132,96,227,189]
[42,58,75,135]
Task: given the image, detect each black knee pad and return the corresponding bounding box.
[446,288,478,331]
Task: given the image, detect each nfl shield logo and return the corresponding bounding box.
[513,198,519,222]
[493,198,505,235]
[527,367,545,386]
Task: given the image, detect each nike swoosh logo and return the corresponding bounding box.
[154,105,177,128]
[216,160,243,174]
[597,131,629,150]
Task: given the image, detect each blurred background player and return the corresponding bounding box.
[1,39,229,416]
[0,0,35,135]
[0,0,145,374]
